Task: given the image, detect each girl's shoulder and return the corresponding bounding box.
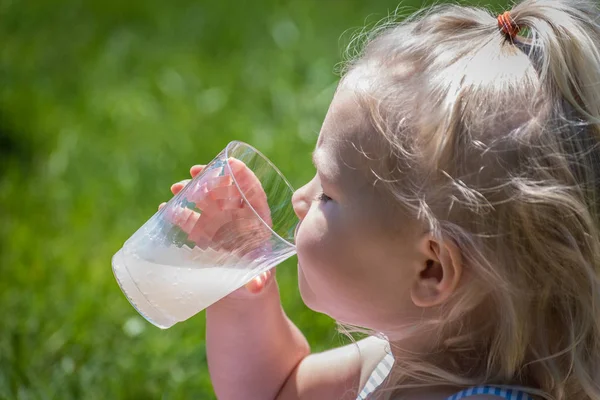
[360,344,537,400]
[276,334,390,399]
[357,335,392,392]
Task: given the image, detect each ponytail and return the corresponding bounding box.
[510,0,600,123]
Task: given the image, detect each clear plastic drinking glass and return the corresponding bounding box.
[112,141,298,329]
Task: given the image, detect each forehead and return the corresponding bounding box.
[315,80,383,189]
[316,81,407,231]
[318,77,370,146]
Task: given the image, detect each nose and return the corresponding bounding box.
[292,183,311,221]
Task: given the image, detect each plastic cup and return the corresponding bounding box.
[112,141,298,329]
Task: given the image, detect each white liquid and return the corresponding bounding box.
[112,248,255,328]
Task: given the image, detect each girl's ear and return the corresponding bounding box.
[410,235,463,308]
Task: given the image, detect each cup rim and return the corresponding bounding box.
[225,140,297,248]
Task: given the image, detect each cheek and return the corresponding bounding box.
[296,209,331,279]
[295,208,339,304]
[295,207,366,313]
[294,205,418,328]
[296,202,330,252]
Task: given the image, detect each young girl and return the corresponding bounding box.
[164,0,600,398]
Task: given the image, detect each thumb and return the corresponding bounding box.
[245,270,274,294]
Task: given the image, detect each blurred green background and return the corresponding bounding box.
[0,0,508,398]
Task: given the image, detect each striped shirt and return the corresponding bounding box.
[356,351,535,400]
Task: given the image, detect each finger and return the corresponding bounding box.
[164,205,201,231]
[262,270,273,285]
[215,197,245,211]
[187,178,240,212]
[243,186,272,226]
[227,158,272,226]
[185,168,225,204]
[190,165,206,178]
[208,185,240,201]
[186,183,221,213]
[245,271,273,294]
[181,208,201,234]
[158,202,167,210]
[206,175,233,191]
[228,158,262,192]
[188,222,211,250]
[245,275,265,294]
[171,179,191,195]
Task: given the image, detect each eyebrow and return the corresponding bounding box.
[311,150,321,171]
[311,149,336,183]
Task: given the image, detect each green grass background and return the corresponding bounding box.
[0,0,508,398]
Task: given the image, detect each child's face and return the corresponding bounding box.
[292,81,429,335]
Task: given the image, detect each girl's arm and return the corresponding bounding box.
[206,277,388,400]
[275,335,389,400]
[206,277,310,400]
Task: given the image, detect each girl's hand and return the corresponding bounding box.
[159,163,275,297]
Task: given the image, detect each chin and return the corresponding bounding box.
[298,264,366,326]
[297,263,321,313]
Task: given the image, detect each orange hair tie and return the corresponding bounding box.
[497,11,520,40]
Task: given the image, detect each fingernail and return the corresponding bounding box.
[248,277,261,293]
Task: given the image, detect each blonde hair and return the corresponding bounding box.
[341,0,600,399]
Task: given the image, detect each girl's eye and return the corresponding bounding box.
[317,192,332,203]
